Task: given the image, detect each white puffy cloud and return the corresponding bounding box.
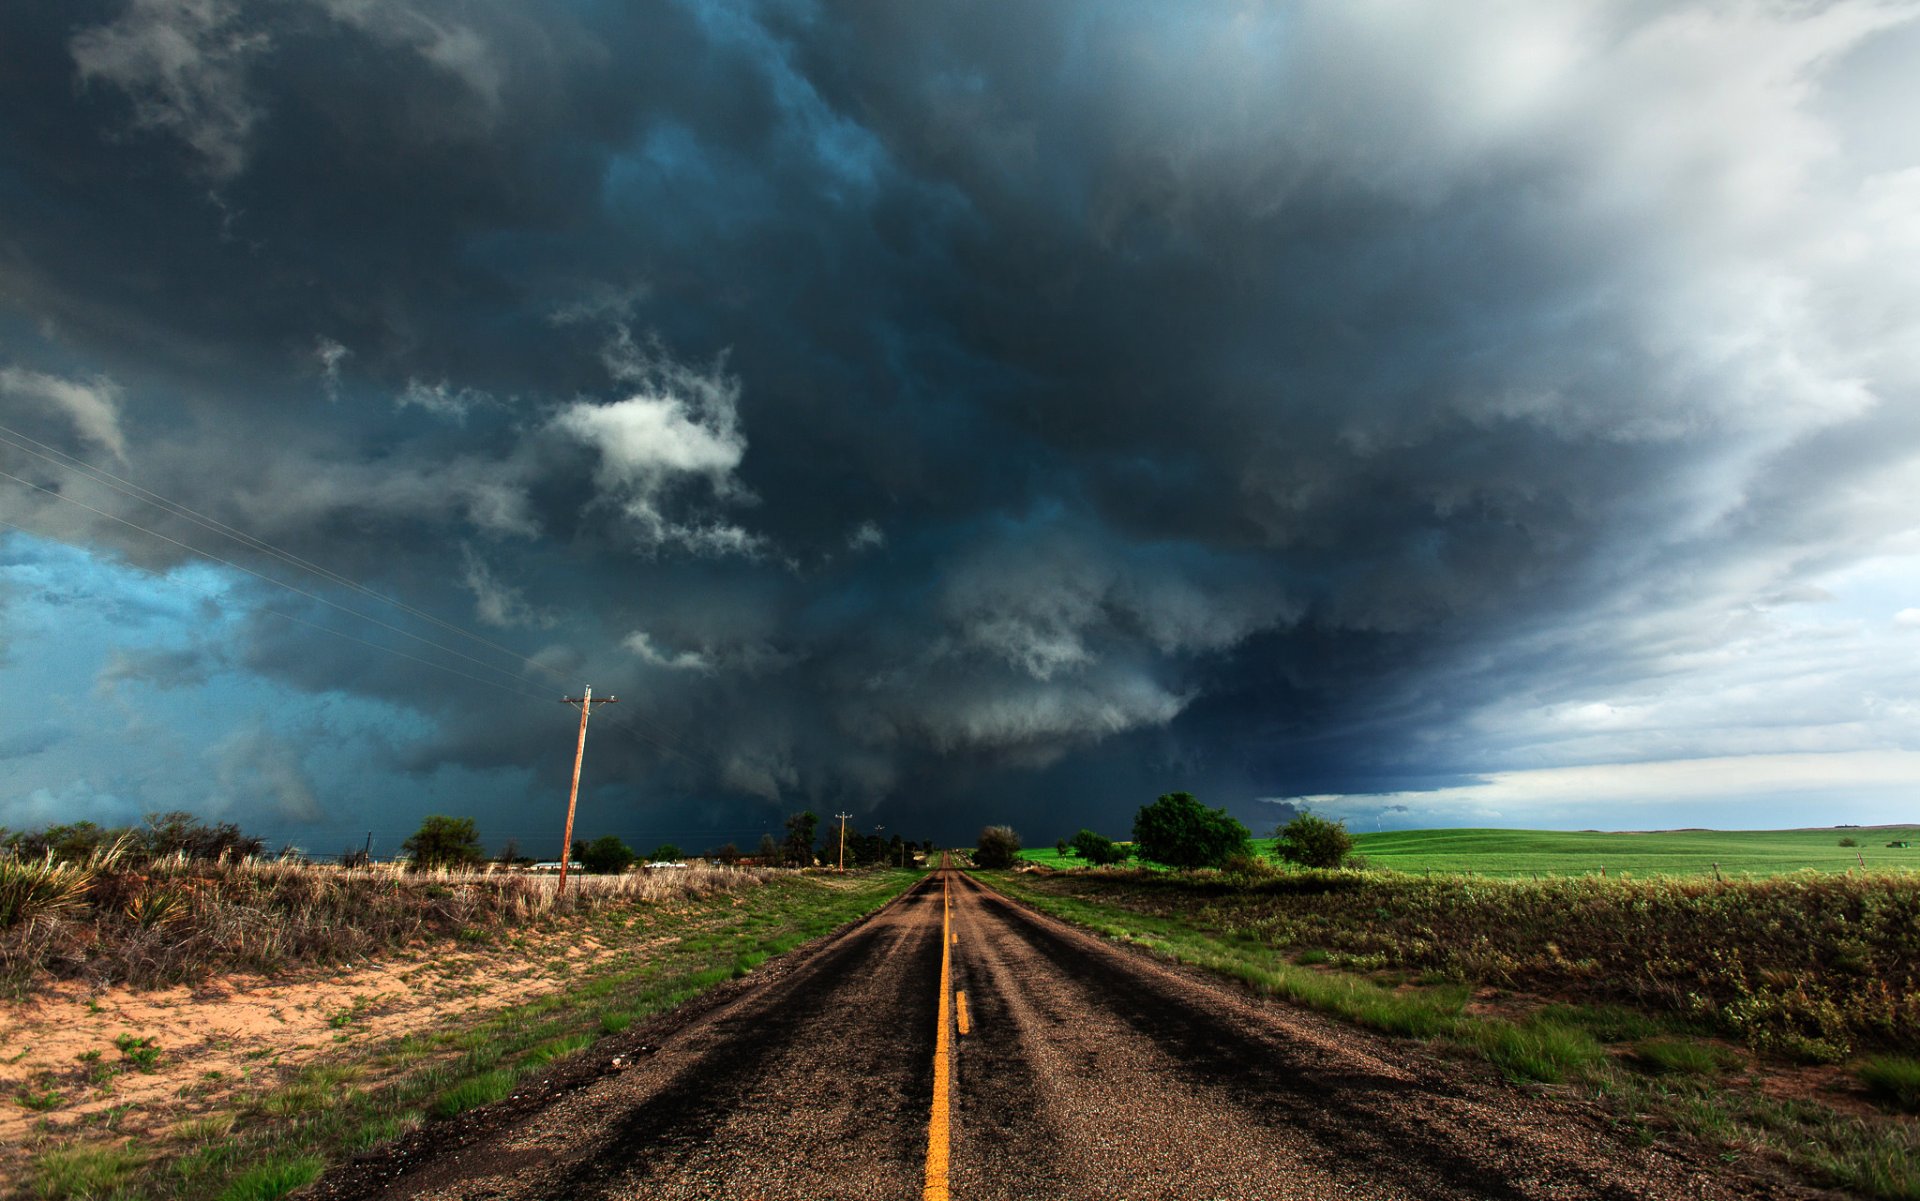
[552,342,762,556]
[622,630,711,672]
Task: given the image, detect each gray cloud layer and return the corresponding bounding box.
[3,1,1919,842]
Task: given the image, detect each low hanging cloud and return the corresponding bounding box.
[0,367,129,462]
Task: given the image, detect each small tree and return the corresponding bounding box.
[974,825,1021,868]
[579,835,636,874]
[783,811,819,867]
[1076,831,1128,866]
[648,843,684,863]
[402,815,485,870]
[713,842,741,865]
[756,833,780,863]
[1131,792,1250,870]
[1273,811,1354,869]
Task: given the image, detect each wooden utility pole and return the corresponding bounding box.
[558,685,618,895]
[836,811,853,871]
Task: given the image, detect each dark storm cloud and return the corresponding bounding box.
[3,1,1919,843]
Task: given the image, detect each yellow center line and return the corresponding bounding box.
[955,989,971,1036]
[923,870,952,1201]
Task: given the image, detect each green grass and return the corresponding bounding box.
[430,1069,515,1117]
[30,1142,142,1199]
[1629,1038,1741,1077]
[214,1155,323,1201]
[1859,1055,1920,1113]
[1022,825,1920,878]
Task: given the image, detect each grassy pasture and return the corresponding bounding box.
[1021,825,1920,878]
[1345,825,1920,878]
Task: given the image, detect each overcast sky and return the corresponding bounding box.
[3,0,1919,853]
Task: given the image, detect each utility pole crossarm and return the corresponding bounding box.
[556,684,619,896]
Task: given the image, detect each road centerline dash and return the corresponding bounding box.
[923,867,952,1201]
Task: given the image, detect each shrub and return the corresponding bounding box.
[1840,836,1859,848]
[1070,829,1128,866]
[0,856,93,928]
[582,836,637,873]
[1273,812,1355,869]
[401,816,486,870]
[1131,792,1250,870]
[974,826,1022,869]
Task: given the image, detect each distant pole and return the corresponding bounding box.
[557,685,619,896]
[362,831,373,869]
[836,811,853,871]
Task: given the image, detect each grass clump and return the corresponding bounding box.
[31,1141,142,1200]
[215,1154,324,1201]
[1475,1019,1605,1083]
[1630,1038,1740,1077]
[1858,1055,1920,1113]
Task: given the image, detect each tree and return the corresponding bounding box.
[648,843,684,863]
[756,833,780,864]
[712,842,741,865]
[496,837,522,866]
[402,815,486,870]
[974,825,1021,868]
[1272,811,1354,869]
[579,835,636,873]
[1131,792,1250,870]
[782,811,819,867]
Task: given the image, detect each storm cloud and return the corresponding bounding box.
[3,0,1919,848]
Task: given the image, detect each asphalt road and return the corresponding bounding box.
[317,868,1822,1200]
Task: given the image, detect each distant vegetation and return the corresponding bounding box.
[401,814,486,870]
[1272,812,1355,869]
[1131,792,1251,869]
[1022,824,1920,879]
[973,825,1022,869]
[0,811,779,995]
[2,812,265,865]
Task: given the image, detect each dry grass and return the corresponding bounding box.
[0,854,771,995]
[1021,866,1920,1059]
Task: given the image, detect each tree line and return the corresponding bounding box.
[975,791,1357,872]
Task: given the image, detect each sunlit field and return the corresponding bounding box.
[1021,825,1920,878]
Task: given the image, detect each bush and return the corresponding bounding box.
[1273,812,1355,869]
[401,816,486,870]
[974,826,1022,869]
[1131,792,1250,870]
[646,843,683,864]
[1070,829,1128,865]
[580,836,637,874]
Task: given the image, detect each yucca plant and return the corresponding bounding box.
[0,854,94,927]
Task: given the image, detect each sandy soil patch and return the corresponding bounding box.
[0,922,654,1166]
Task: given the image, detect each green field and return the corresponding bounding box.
[1020,825,1920,878]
